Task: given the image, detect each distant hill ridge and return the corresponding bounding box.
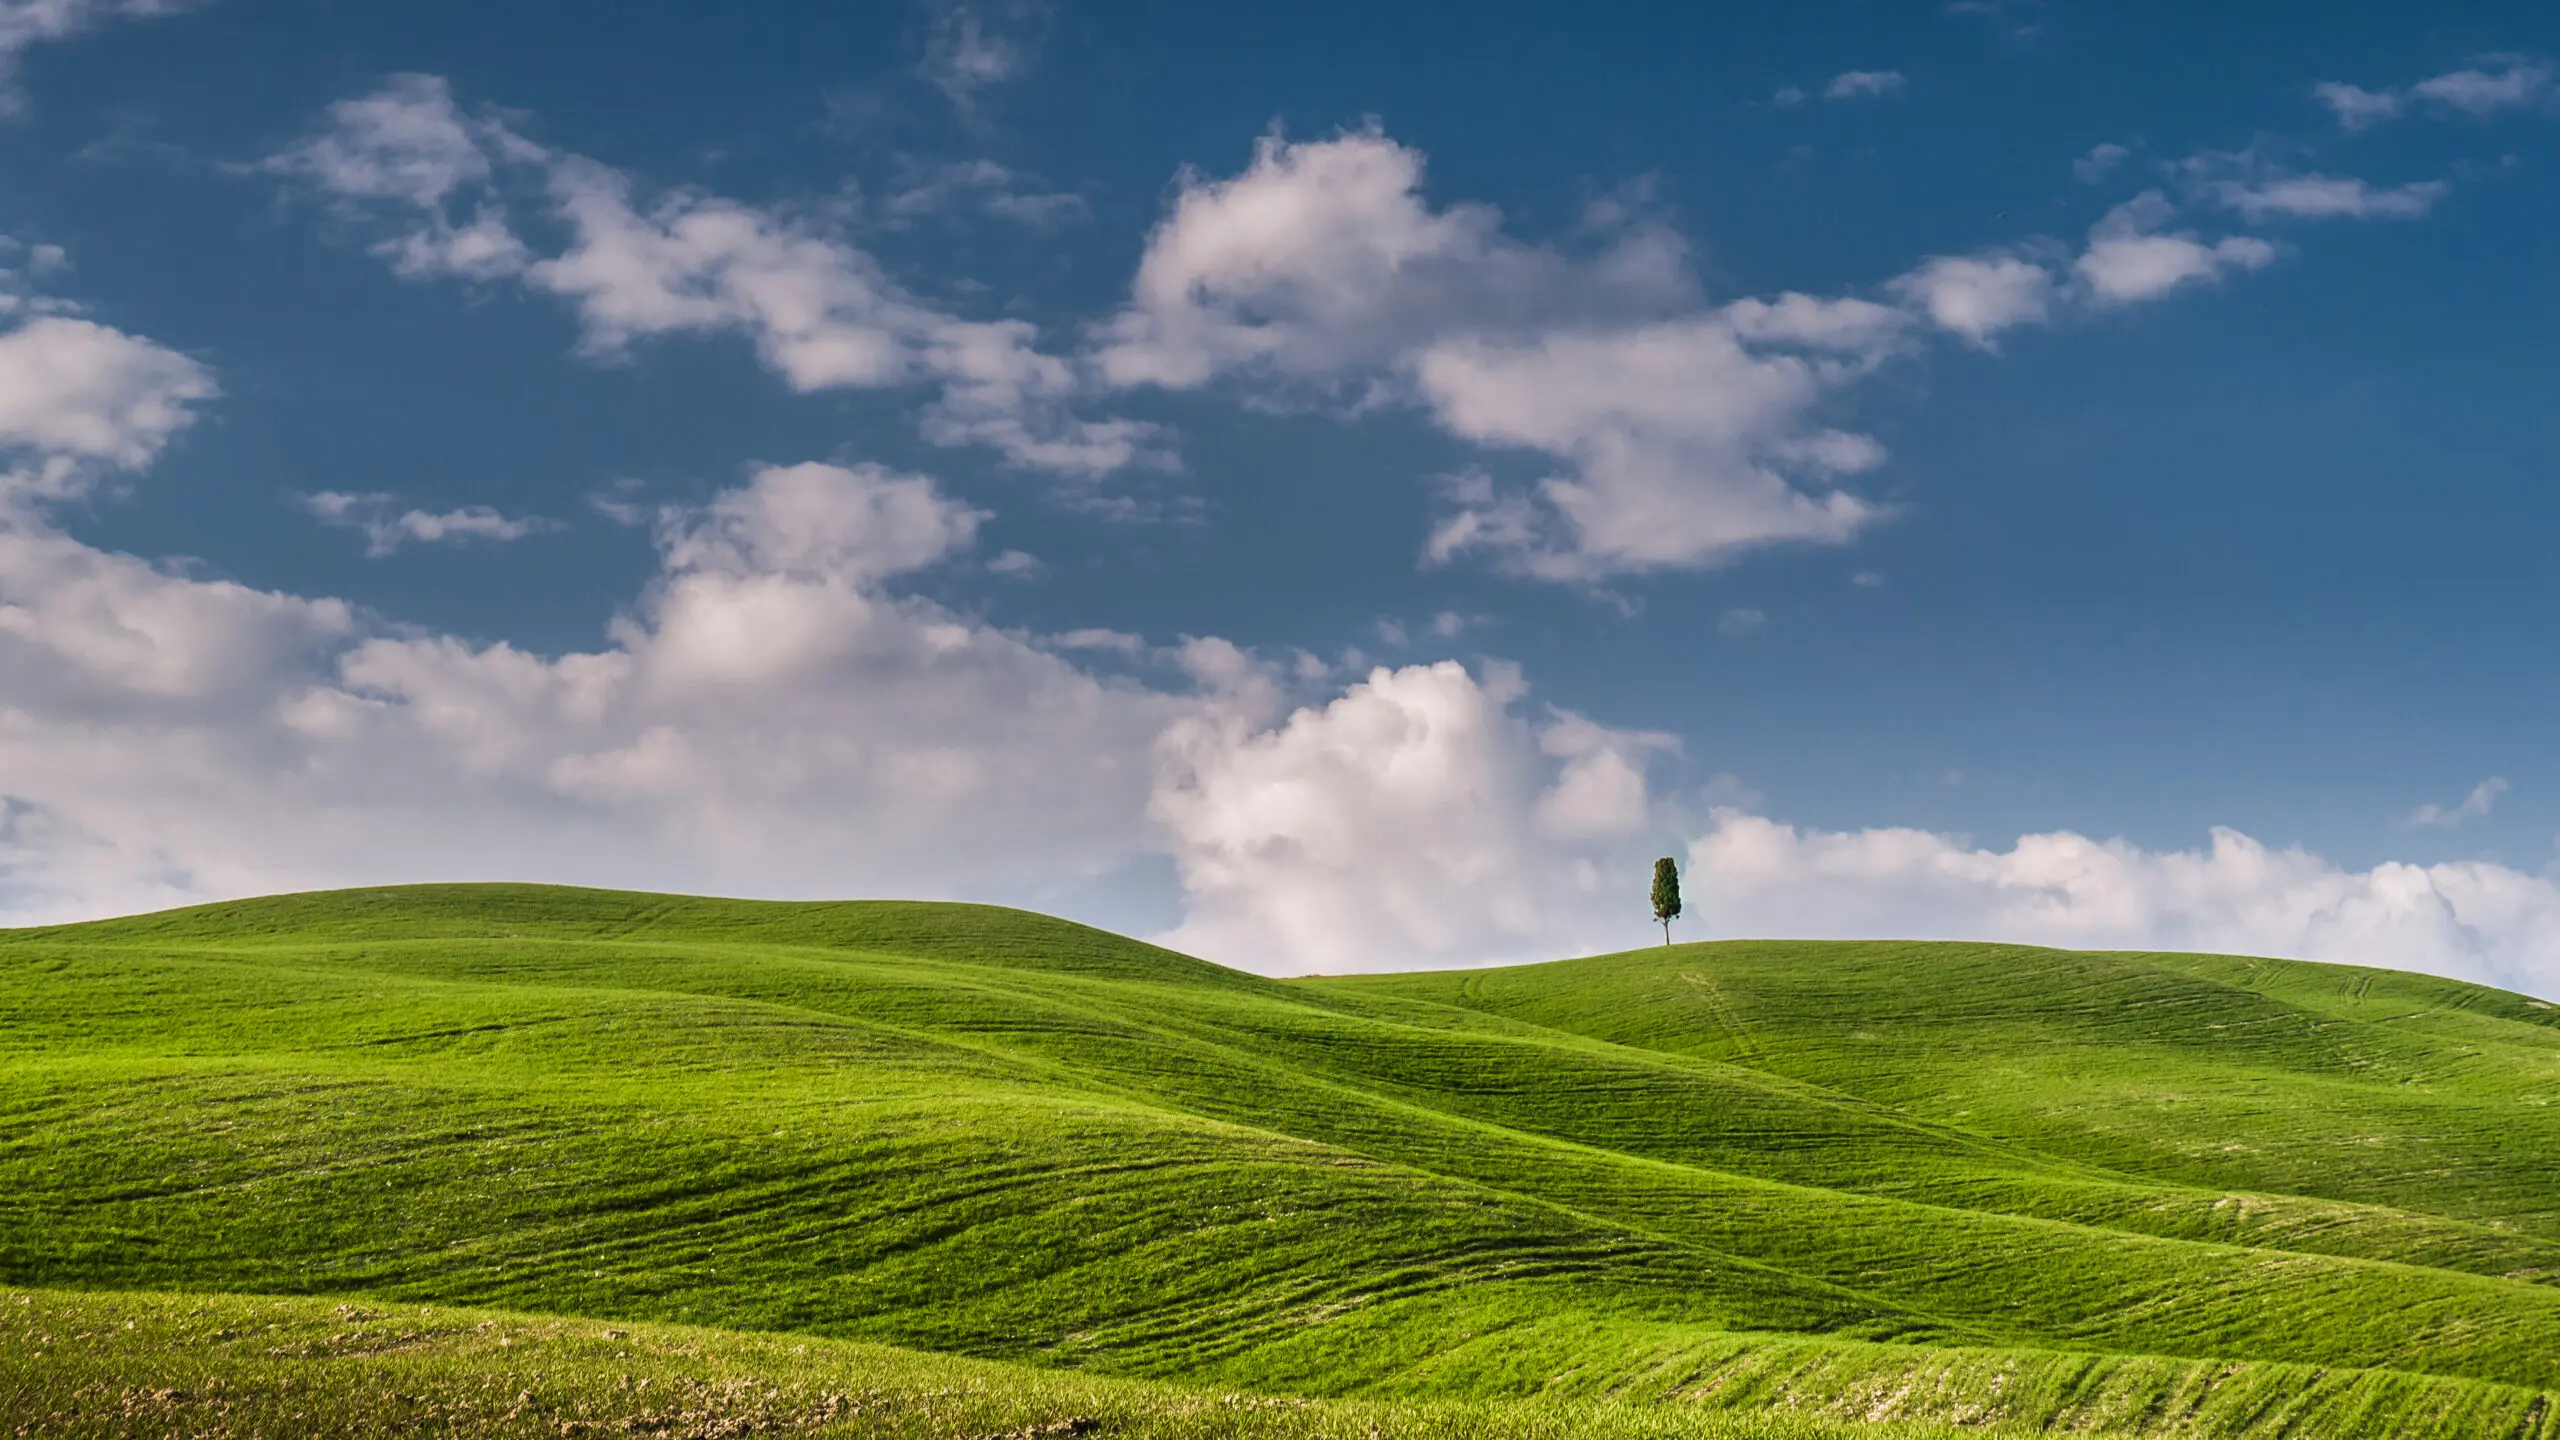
[17,882,1263,989]
[5,882,2558,1440]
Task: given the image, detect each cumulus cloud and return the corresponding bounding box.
[1092,127,1695,390]
[299,460,1187,881]
[13,425,2560,999]
[2074,191,2275,305]
[0,314,214,501]
[302,491,557,557]
[259,74,539,282]
[268,76,1156,476]
[1413,312,1897,578]
[1824,70,1908,101]
[268,104,2343,584]
[0,456,1198,924]
[1692,812,2560,1000]
[1886,252,2054,346]
[1152,660,1677,970]
[0,0,184,112]
[1096,128,1907,579]
[1146,661,2560,997]
[1097,126,2326,581]
[2410,776,2506,829]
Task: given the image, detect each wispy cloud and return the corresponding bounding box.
[0,0,188,114]
[265,75,1163,478]
[918,0,1050,114]
[2412,59,2555,116]
[2314,58,2554,129]
[884,158,1088,227]
[301,491,557,557]
[1942,0,2047,45]
[1824,70,1908,101]
[2411,776,2507,828]
[2311,81,2404,131]
[2178,145,2449,223]
[2212,173,2445,221]
[2073,142,2131,184]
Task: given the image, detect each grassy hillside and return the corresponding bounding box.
[0,1288,1991,1440]
[5,884,2559,1438]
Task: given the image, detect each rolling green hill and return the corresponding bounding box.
[5,884,2559,1438]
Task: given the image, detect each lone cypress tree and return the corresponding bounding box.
[1650,856,1682,946]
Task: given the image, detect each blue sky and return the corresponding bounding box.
[6,0,2560,990]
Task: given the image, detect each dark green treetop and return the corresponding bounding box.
[1650,856,1682,946]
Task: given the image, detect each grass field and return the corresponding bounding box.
[5,883,2558,1438]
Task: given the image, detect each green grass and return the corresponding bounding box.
[5,883,2559,1438]
[0,1288,2000,1440]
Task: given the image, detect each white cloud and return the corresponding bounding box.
[654,460,980,583]
[2411,776,2507,829]
[884,159,1087,227]
[273,103,2347,583]
[2313,61,2554,129]
[2209,173,2446,222]
[259,74,539,282]
[1941,0,2044,42]
[2312,81,2403,131]
[2410,59,2554,117]
[2075,192,2276,305]
[0,523,354,705]
[0,457,1197,926]
[1414,312,1896,578]
[2179,148,2449,223]
[261,74,521,212]
[1771,85,1807,108]
[1717,607,1766,636]
[1147,663,2560,997]
[528,155,1138,475]
[14,251,2560,1000]
[0,315,214,500]
[14,444,2560,999]
[302,491,556,557]
[0,0,183,112]
[1049,626,1145,655]
[269,77,1156,477]
[1098,129,1908,580]
[1691,812,2560,1000]
[1096,125,2326,582]
[1151,660,1675,971]
[0,238,72,324]
[919,0,1047,112]
[1887,252,2055,346]
[1824,70,1908,101]
[2073,142,2131,183]
[1092,127,1693,391]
